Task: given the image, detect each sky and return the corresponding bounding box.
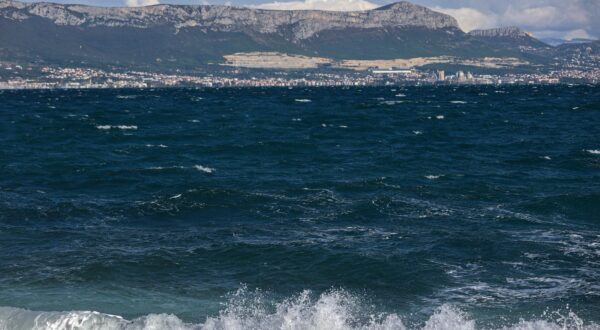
[21,0,600,40]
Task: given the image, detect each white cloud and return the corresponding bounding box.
[125,0,160,6]
[564,29,593,40]
[429,2,596,38]
[253,0,377,12]
[503,6,561,30]
[432,7,498,32]
[525,28,597,41]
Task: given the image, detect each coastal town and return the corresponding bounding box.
[1,0,599,90]
[0,63,597,89]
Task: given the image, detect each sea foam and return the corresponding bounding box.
[194,165,215,173]
[0,289,596,330]
[96,125,138,130]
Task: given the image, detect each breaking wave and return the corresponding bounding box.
[194,165,215,173]
[96,125,138,130]
[0,288,597,330]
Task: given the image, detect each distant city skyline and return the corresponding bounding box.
[19,0,600,40]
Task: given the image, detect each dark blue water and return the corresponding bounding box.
[1,86,599,329]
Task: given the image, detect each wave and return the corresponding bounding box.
[194,165,215,173]
[0,288,596,330]
[96,125,138,130]
[380,100,404,105]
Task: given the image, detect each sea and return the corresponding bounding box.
[0,85,599,330]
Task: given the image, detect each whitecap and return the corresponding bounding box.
[0,290,596,330]
[116,125,137,130]
[586,149,600,155]
[451,101,467,104]
[295,99,311,103]
[147,166,186,171]
[194,165,215,174]
[413,131,423,135]
[96,125,137,130]
[0,307,196,330]
[425,175,442,180]
[436,115,445,120]
[381,100,404,105]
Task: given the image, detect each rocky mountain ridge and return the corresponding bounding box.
[0,0,565,71]
[469,27,530,38]
[0,0,459,40]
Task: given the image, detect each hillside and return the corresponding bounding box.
[0,0,551,70]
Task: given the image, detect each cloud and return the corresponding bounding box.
[428,1,598,39]
[563,29,594,40]
[253,0,377,11]
[432,7,497,32]
[125,0,160,6]
[502,5,587,30]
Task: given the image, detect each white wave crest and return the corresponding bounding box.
[586,149,600,155]
[194,165,215,173]
[202,288,403,330]
[0,307,198,330]
[96,125,138,130]
[0,289,597,330]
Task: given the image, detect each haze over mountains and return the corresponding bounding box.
[0,0,597,71]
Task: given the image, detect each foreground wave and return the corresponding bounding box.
[0,289,596,330]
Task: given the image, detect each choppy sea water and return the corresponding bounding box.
[0,86,599,330]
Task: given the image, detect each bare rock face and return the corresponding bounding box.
[0,0,459,40]
[469,27,530,38]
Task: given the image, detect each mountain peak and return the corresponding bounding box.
[375,1,421,10]
[0,0,460,40]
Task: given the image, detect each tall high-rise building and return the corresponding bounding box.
[437,70,445,81]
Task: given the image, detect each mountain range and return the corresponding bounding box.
[0,0,597,71]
